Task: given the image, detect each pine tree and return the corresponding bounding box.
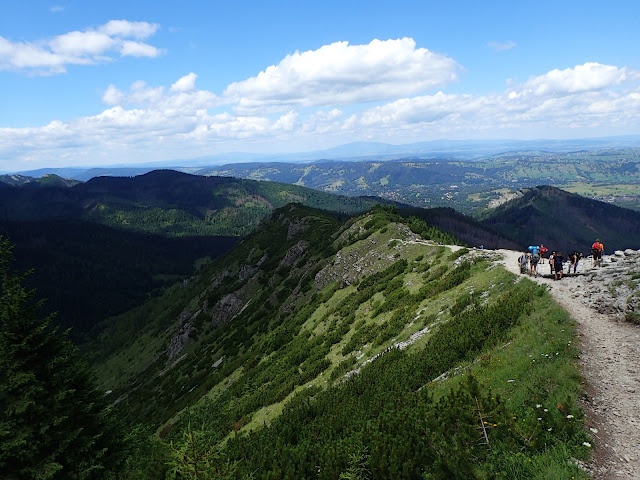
[0,236,123,479]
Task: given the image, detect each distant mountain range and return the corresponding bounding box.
[7,135,640,180]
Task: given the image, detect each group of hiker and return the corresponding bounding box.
[518,242,601,280]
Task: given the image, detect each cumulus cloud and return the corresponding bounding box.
[0,20,163,75]
[354,62,640,136]
[223,38,460,113]
[516,62,635,96]
[49,31,115,57]
[102,85,125,105]
[119,40,162,57]
[101,76,218,114]
[3,58,640,170]
[171,73,198,92]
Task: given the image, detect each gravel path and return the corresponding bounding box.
[497,249,640,479]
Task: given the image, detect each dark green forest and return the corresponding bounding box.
[0,219,238,341]
[0,237,125,479]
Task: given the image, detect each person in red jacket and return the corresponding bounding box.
[539,244,548,264]
[592,240,603,267]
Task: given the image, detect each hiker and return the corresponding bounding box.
[567,251,582,274]
[591,240,604,267]
[539,244,548,264]
[528,245,540,277]
[553,251,564,280]
[518,252,528,274]
[549,251,556,275]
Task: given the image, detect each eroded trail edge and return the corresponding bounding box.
[497,249,640,480]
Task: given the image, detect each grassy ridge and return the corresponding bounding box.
[99,205,591,479]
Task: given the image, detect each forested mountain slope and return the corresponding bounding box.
[93,204,592,479]
[1,170,517,340]
[0,169,390,236]
[480,185,640,254]
[0,171,391,338]
[0,219,238,340]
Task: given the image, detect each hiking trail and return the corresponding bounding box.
[497,249,640,480]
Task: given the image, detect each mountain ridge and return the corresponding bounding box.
[480,185,640,253]
[90,202,593,478]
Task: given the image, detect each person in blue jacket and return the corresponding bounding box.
[528,245,540,276]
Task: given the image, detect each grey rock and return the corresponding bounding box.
[211,294,244,325]
[279,241,309,268]
[167,322,192,359]
[287,219,309,240]
[211,269,232,289]
[178,308,193,326]
[238,264,258,282]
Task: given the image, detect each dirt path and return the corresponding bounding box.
[497,249,640,479]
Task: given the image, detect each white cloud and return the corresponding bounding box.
[223,38,460,113]
[3,58,640,171]
[517,62,634,96]
[0,20,162,75]
[102,85,125,105]
[49,6,64,13]
[99,20,159,39]
[488,41,516,51]
[353,63,640,137]
[119,40,162,57]
[171,73,198,92]
[49,31,115,57]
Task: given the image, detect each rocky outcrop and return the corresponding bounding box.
[238,264,258,282]
[211,269,233,289]
[315,222,422,290]
[239,253,269,281]
[211,293,245,325]
[167,322,193,359]
[580,250,640,322]
[178,308,193,326]
[279,241,308,269]
[286,219,309,240]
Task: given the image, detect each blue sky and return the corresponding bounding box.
[1,0,639,171]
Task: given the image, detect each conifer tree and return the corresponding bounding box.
[0,236,123,479]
